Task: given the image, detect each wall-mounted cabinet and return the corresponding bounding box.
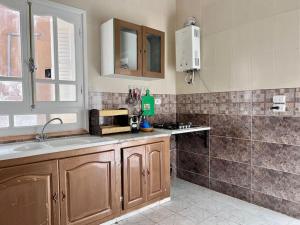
[101,18,165,79]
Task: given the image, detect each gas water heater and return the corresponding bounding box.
[175,25,201,72]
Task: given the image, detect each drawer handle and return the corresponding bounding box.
[62,191,66,202]
[52,192,58,202]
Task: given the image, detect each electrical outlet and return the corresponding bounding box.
[272,95,286,112]
[272,104,286,112]
[155,98,161,105]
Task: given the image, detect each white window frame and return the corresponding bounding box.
[0,0,88,137]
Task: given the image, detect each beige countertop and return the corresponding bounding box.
[0,126,210,162]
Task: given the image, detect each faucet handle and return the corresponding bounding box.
[35,134,47,142]
[35,134,42,142]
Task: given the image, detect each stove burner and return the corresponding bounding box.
[153,122,193,130]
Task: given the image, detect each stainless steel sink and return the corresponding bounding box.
[14,143,48,152]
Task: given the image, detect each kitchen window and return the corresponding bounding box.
[0,0,87,136]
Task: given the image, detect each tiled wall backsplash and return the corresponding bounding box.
[89,91,177,124]
[176,88,300,219]
[177,88,300,117]
[89,88,300,219]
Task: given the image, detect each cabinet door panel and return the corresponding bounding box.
[115,19,142,76]
[146,142,164,200]
[142,26,165,78]
[123,146,146,210]
[59,151,117,225]
[0,161,59,225]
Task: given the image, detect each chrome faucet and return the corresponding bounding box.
[36,118,63,142]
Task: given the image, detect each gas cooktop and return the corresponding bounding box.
[153,122,193,130]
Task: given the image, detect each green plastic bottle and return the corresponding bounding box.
[141,89,155,116]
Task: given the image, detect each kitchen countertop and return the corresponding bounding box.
[0,126,210,162]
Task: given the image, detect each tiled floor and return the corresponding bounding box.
[116,178,300,225]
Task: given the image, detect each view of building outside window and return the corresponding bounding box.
[0,5,23,101]
[0,3,80,128]
[0,5,22,78]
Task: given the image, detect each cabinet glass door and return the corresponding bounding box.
[115,19,142,76]
[142,27,165,78]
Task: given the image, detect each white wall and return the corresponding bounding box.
[176,0,300,94]
[51,0,177,94]
[51,0,300,95]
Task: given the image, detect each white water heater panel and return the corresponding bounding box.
[176,25,200,72]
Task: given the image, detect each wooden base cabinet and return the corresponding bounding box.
[122,141,168,211]
[122,146,147,210]
[0,137,170,225]
[0,161,60,225]
[59,151,118,225]
[146,142,165,201]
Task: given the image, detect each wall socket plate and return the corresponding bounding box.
[272,103,286,112]
[155,98,161,105]
[273,95,286,104]
[272,95,286,112]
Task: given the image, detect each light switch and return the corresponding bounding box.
[273,95,286,104]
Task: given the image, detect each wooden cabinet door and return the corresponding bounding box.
[142,26,165,78]
[114,19,143,77]
[122,146,146,210]
[146,142,165,201]
[0,161,60,225]
[59,151,117,225]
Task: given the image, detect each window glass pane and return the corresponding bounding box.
[50,113,77,124]
[59,84,76,101]
[146,34,161,72]
[36,83,55,101]
[14,114,46,127]
[0,115,9,128]
[57,18,76,81]
[34,15,55,80]
[120,28,137,70]
[0,4,22,78]
[0,81,22,101]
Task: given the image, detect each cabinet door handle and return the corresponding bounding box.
[61,191,66,202]
[147,169,150,176]
[52,192,58,202]
[141,169,145,177]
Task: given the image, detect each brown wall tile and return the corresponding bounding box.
[170,149,177,176]
[177,133,209,156]
[252,141,300,174]
[210,114,251,139]
[252,167,300,203]
[177,113,209,126]
[177,169,209,188]
[210,158,251,188]
[178,151,209,176]
[252,102,265,115]
[210,179,251,202]
[252,191,300,219]
[238,90,252,103]
[185,94,192,104]
[265,88,295,103]
[252,116,300,145]
[252,90,265,103]
[210,136,251,164]
[295,103,300,116]
[200,93,210,104]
